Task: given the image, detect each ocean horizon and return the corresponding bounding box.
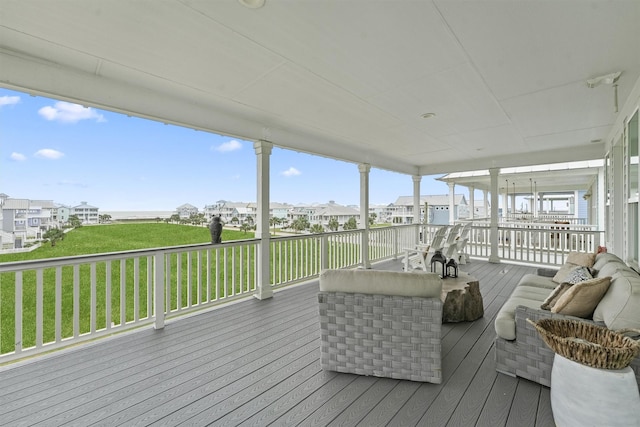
[102,211,175,220]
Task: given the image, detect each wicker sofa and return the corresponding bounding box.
[495,252,640,387]
[318,268,443,383]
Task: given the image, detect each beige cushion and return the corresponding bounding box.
[319,269,442,298]
[541,283,572,310]
[552,252,598,283]
[518,273,557,290]
[551,277,611,318]
[593,269,640,330]
[566,251,596,268]
[495,285,553,340]
[593,252,625,271]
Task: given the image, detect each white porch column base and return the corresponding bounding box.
[254,286,273,300]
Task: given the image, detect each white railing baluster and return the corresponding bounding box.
[187,252,192,308]
[120,259,126,326]
[105,261,112,330]
[134,257,140,322]
[147,256,152,319]
[55,267,62,340]
[197,251,202,305]
[15,271,22,353]
[36,269,43,349]
[176,253,182,311]
[74,264,80,338]
[90,263,97,333]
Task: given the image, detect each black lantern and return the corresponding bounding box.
[446,258,458,278]
[430,250,447,278]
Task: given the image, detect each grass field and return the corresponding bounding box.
[0,223,255,354]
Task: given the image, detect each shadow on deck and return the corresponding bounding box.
[0,259,555,426]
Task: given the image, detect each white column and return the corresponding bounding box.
[448,182,455,224]
[502,192,508,218]
[489,168,501,263]
[413,175,421,243]
[468,186,475,220]
[359,163,371,269]
[510,192,516,214]
[483,189,489,219]
[254,141,273,300]
[597,167,605,231]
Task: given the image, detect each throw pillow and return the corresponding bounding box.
[566,251,597,268]
[551,276,612,318]
[563,266,593,284]
[541,283,572,310]
[552,262,579,283]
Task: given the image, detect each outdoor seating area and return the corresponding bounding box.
[495,251,640,388]
[0,259,556,426]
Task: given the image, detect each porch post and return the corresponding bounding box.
[254,140,273,300]
[502,191,508,218]
[448,182,455,224]
[359,163,371,268]
[483,190,489,219]
[469,186,475,220]
[489,168,501,263]
[413,175,421,243]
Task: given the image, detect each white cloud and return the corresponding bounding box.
[57,179,87,188]
[282,167,301,177]
[214,139,242,152]
[0,95,20,107]
[10,152,27,161]
[38,101,105,123]
[35,148,65,159]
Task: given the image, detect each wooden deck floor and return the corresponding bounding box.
[0,259,555,427]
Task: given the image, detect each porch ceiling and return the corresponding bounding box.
[0,1,638,178]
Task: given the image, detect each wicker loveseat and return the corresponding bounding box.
[318,268,443,383]
[494,252,640,387]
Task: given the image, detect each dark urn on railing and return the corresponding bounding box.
[209,216,223,244]
[430,250,447,278]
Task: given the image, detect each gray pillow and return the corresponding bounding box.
[564,266,593,284]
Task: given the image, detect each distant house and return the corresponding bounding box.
[72,201,99,224]
[176,203,199,219]
[53,204,71,224]
[390,195,468,225]
[1,198,56,247]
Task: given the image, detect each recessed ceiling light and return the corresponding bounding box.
[238,0,265,8]
[590,139,602,144]
[421,113,436,119]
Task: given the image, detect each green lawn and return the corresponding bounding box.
[0,223,255,354]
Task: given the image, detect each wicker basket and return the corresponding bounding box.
[527,318,640,370]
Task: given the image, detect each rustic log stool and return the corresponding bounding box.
[440,271,484,322]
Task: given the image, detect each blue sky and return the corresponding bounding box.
[0,87,456,211]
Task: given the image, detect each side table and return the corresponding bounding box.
[440,271,484,322]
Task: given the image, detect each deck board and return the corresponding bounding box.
[0,259,555,426]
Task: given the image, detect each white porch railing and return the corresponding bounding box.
[0,223,603,362]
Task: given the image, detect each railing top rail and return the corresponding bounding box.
[0,238,259,272]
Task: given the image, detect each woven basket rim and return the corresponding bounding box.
[527,318,640,370]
